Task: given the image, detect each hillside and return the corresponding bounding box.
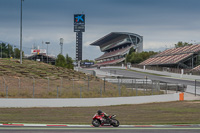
[0,58,162,98]
[0,58,90,79]
[0,58,117,98]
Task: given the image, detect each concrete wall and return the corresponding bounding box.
[0,93,179,107]
[130,67,200,80]
[186,85,200,95]
[102,66,200,80]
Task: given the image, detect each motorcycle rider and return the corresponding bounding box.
[97,110,110,122]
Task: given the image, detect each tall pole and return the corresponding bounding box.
[60,38,64,55]
[45,42,50,64]
[47,44,48,63]
[20,0,23,64]
[1,43,2,58]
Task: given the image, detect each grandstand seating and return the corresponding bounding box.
[191,65,200,71]
[140,53,193,65]
[140,44,200,66]
[154,44,200,57]
[96,45,132,60]
[94,58,125,66]
[105,39,130,50]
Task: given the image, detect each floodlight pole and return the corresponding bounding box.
[45,42,50,64]
[60,38,64,55]
[20,0,23,64]
[1,43,2,58]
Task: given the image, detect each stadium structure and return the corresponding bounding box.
[27,48,56,65]
[139,44,200,69]
[90,32,143,66]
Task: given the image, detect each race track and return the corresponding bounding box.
[0,126,200,133]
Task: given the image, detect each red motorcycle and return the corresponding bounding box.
[92,113,120,127]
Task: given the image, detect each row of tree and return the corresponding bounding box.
[125,47,158,64]
[174,41,193,48]
[0,43,24,58]
[55,54,74,69]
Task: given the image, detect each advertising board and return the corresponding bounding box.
[31,49,46,54]
[74,14,85,32]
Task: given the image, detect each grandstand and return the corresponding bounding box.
[139,44,200,69]
[90,32,143,66]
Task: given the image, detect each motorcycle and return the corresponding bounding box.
[92,113,120,127]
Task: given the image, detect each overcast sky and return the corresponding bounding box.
[0,0,200,60]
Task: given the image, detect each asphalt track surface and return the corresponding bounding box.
[101,68,197,86]
[0,126,200,133]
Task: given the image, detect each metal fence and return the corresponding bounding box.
[194,79,200,96]
[131,64,194,75]
[0,75,185,98]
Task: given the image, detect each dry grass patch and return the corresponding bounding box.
[0,101,200,125]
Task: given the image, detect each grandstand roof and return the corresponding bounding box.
[139,44,200,66]
[90,32,142,46]
[154,44,200,57]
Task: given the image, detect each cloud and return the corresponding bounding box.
[1,0,200,60]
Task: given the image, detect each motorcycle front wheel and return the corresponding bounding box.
[92,119,101,127]
[112,119,120,127]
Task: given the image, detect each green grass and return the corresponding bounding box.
[0,101,200,125]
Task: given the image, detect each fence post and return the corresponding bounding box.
[104,77,105,92]
[73,79,74,90]
[135,79,137,96]
[143,80,145,95]
[165,83,168,94]
[195,80,196,96]
[146,76,147,93]
[118,77,121,96]
[32,77,35,98]
[152,80,153,95]
[88,75,90,91]
[17,77,20,96]
[80,87,82,98]
[47,77,49,92]
[57,86,59,98]
[132,79,134,94]
[6,86,8,98]
[100,85,102,97]
[3,77,5,94]
[60,77,63,96]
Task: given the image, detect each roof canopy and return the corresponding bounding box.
[90,32,141,46]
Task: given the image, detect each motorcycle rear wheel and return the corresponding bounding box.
[92,119,101,127]
[112,119,120,127]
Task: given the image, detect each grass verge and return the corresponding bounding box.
[0,101,200,125]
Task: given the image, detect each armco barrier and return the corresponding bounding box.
[0,93,179,107]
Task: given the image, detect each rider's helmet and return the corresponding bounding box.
[97,110,103,115]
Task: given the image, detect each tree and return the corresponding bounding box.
[66,54,74,69]
[125,47,135,63]
[82,59,95,63]
[0,43,7,58]
[126,51,157,64]
[55,54,67,68]
[0,43,24,58]
[14,48,24,59]
[175,41,193,48]
[7,44,14,57]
